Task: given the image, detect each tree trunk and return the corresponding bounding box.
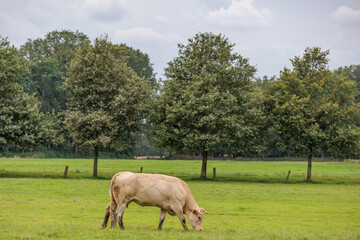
[307,153,312,182]
[93,147,99,177]
[201,151,208,179]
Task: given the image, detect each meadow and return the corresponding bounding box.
[0,158,359,239]
[1,158,360,183]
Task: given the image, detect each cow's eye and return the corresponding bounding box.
[198,217,201,220]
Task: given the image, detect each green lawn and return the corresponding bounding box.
[0,158,359,183]
[0,159,359,239]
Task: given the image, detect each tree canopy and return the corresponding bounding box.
[65,36,152,176]
[0,37,63,151]
[20,30,90,113]
[333,65,360,103]
[267,47,360,181]
[151,32,266,178]
[1,29,360,175]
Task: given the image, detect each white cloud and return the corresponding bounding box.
[83,0,127,21]
[114,27,178,42]
[332,5,360,25]
[207,0,272,28]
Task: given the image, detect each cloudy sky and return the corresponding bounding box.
[1,0,360,78]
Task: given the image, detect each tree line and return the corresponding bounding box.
[1,30,359,180]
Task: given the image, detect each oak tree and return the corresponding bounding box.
[267,47,360,181]
[151,32,266,179]
[65,36,151,177]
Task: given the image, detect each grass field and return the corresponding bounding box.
[0,158,359,239]
[0,158,359,183]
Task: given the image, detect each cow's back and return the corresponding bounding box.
[111,172,187,209]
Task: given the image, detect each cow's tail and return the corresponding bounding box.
[100,177,118,229]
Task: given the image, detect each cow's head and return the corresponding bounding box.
[187,208,208,231]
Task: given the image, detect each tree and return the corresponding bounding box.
[64,36,151,177]
[23,57,63,113]
[113,44,158,156]
[267,47,360,181]
[151,32,266,179]
[20,30,90,113]
[0,37,64,151]
[118,44,157,91]
[333,65,360,103]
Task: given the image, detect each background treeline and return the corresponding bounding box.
[1,30,161,159]
[1,30,360,163]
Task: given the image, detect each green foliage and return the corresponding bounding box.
[0,37,64,151]
[0,36,27,97]
[0,85,41,150]
[111,44,159,156]
[20,29,89,73]
[20,30,90,112]
[38,111,65,148]
[64,36,152,153]
[118,43,157,90]
[268,47,360,155]
[151,32,266,158]
[333,64,360,102]
[23,57,64,112]
[267,47,360,179]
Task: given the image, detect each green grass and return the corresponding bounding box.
[0,158,359,183]
[0,159,359,239]
[0,178,359,239]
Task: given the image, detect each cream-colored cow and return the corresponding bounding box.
[101,171,207,231]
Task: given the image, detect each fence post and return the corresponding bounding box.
[140,167,143,173]
[64,166,69,178]
[213,167,216,180]
[285,170,291,183]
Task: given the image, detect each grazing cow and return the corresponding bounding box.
[100,171,207,231]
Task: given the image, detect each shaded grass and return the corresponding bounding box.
[0,178,359,240]
[0,158,359,184]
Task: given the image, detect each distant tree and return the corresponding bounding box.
[0,37,26,97]
[21,30,89,73]
[20,30,90,112]
[113,44,158,156]
[256,75,276,91]
[23,57,63,113]
[0,37,63,151]
[65,36,151,177]
[333,65,360,103]
[118,44,157,91]
[151,32,266,179]
[267,47,360,181]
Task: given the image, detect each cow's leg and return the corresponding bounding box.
[115,203,127,230]
[110,201,117,228]
[111,209,117,228]
[100,205,110,229]
[157,209,167,230]
[178,214,188,231]
[173,208,188,231]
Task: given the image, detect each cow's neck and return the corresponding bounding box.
[184,193,199,213]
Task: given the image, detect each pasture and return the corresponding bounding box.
[0,159,359,239]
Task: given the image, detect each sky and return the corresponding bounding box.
[1,0,360,78]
